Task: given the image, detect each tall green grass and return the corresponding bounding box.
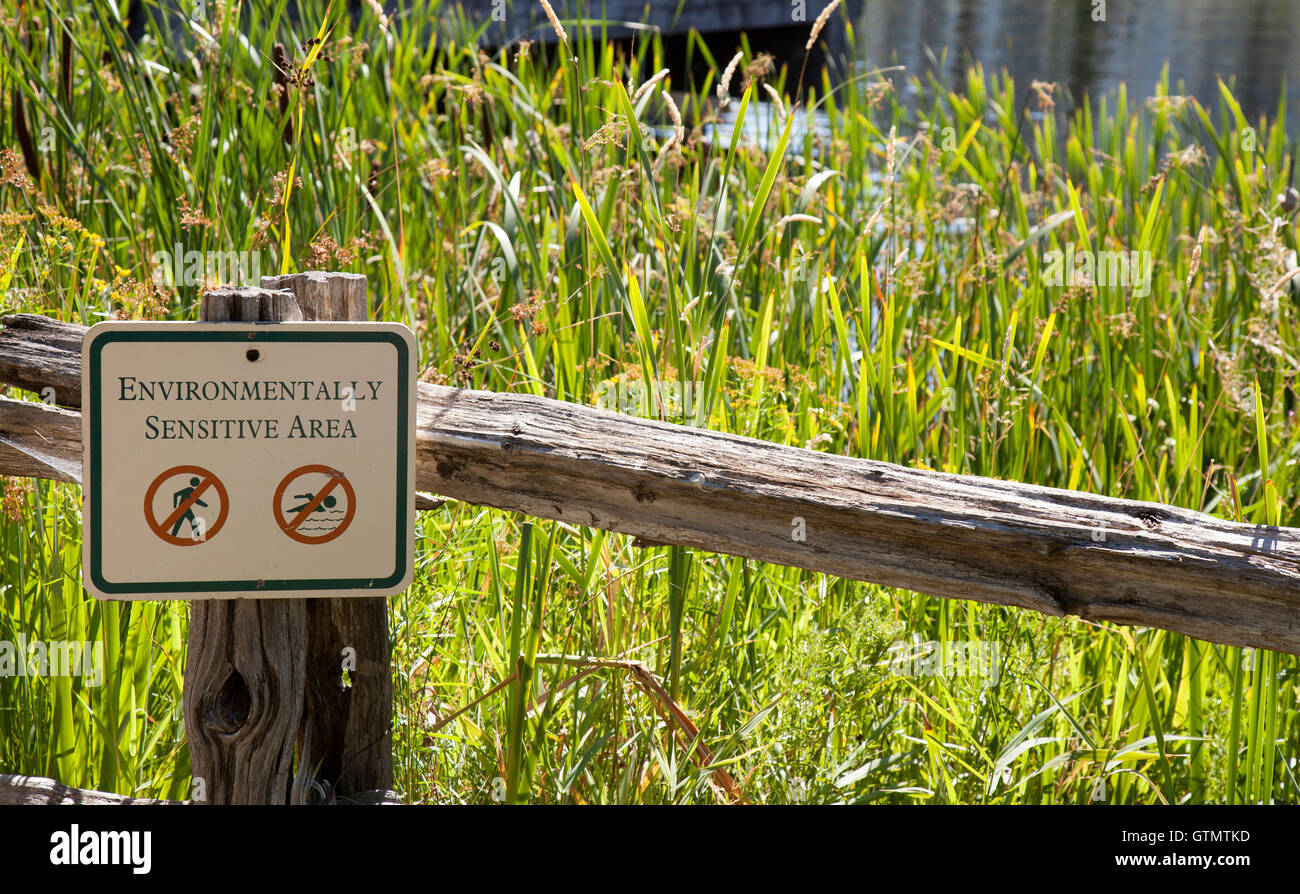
[1,0,1297,803]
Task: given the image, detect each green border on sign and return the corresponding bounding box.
[88,329,411,594]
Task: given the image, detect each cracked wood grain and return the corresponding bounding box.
[414,386,1300,653]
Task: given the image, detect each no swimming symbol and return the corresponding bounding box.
[273,465,357,544]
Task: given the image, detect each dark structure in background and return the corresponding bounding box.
[461,0,851,88]
[122,0,1300,128]
[125,0,853,93]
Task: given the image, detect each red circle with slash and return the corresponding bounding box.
[273,464,357,545]
[144,465,229,546]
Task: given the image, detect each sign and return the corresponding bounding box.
[82,322,416,599]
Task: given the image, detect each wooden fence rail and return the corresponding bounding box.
[0,774,400,805]
[3,311,1300,655]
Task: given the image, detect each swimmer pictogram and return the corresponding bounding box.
[272,464,357,544]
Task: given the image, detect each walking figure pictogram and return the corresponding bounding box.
[171,477,210,538]
[144,465,229,547]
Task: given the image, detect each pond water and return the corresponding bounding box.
[848,0,1300,133]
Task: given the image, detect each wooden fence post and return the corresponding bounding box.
[182,273,392,804]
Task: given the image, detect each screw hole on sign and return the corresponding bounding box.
[246,348,260,362]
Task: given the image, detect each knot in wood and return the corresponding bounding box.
[206,669,253,735]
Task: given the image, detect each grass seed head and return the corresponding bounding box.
[538,0,569,45]
[717,51,743,109]
[806,0,842,51]
[363,0,390,33]
[633,68,670,105]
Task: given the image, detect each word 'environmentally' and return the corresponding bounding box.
[118,377,383,402]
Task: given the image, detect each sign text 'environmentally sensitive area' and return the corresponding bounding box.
[82,322,416,599]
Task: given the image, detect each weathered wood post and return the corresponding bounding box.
[183,272,393,804]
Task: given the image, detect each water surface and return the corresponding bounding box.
[848,0,1299,131]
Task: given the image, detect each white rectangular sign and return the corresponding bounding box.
[82,322,416,599]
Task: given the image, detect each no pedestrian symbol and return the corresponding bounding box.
[144,465,229,546]
[274,465,357,544]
